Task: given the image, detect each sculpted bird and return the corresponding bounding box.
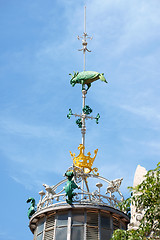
[69,71,107,91]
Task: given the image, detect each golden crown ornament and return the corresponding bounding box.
[70,144,99,175]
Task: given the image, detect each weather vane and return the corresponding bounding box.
[68,6,107,155]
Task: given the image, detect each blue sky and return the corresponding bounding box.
[0,0,160,239]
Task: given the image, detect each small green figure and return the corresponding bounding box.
[83,105,92,115]
[64,171,78,204]
[69,71,107,91]
[95,113,100,124]
[76,118,82,128]
[67,109,73,119]
[26,197,36,219]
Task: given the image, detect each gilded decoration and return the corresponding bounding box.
[70,144,99,175]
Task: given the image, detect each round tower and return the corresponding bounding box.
[27,6,130,240]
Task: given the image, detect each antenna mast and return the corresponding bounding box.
[77,6,92,150]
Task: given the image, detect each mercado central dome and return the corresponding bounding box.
[27,6,130,240]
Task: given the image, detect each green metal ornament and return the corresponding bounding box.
[67,109,73,119]
[83,105,92,115]
[95,113,100,124]
[76,118,82,128]
[69,71,107,91]
[64,171,78,204]
[26,197,36,219]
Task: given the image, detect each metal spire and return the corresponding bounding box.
[77,6,92,71]
[67,6,101,197]
[77,6,92,151]
[67,7,100,153]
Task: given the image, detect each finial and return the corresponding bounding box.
[77,6,92,71]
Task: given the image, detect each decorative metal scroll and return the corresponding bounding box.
[36,166,124,213]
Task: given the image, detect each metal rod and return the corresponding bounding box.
[84,178,91,201]
[81,7,87,153]
[81,90,86,153]
[77,6,92,72]
[84,6,86,71]
[84,6,86,33]
[82,175,84,200]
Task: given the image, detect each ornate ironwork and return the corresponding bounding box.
[36,166,124,213]
[67,107,100,127]
[29,7,125,222]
